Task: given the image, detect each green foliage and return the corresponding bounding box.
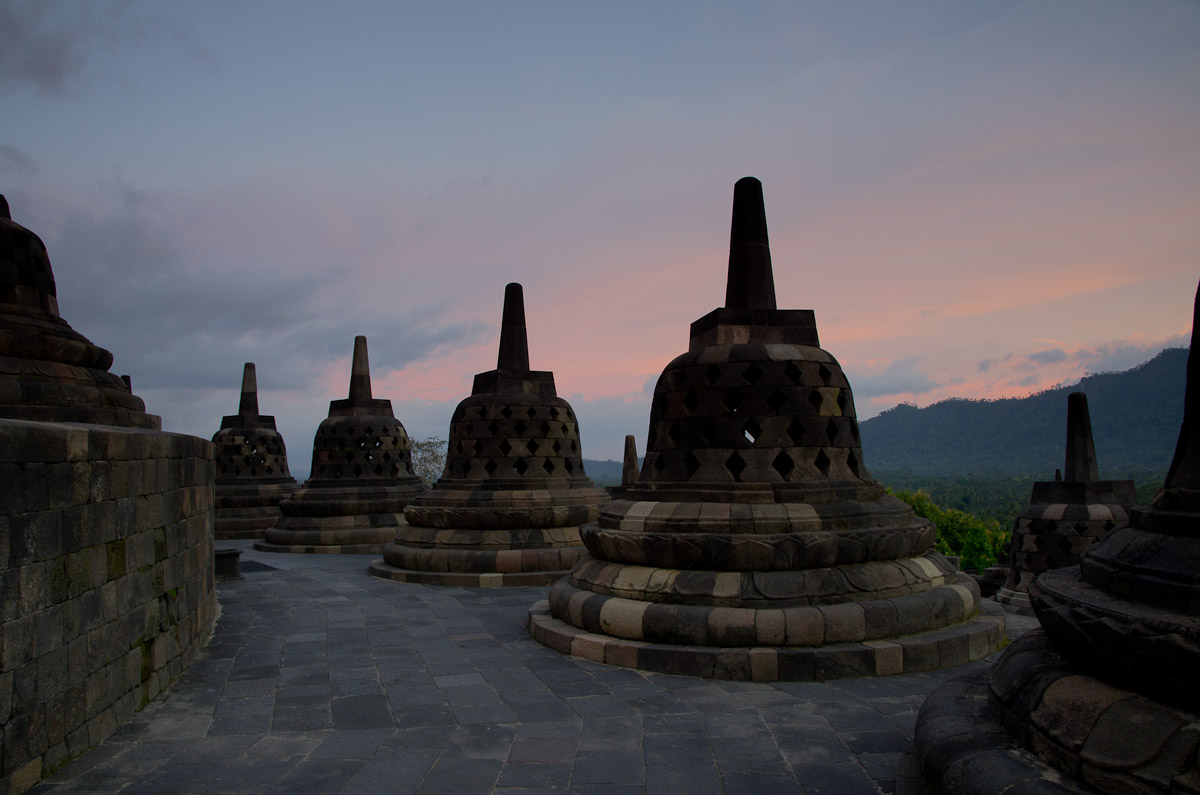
[410,436,448,485]
[889,488,1011,573]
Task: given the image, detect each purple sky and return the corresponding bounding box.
[3,1,1197,475]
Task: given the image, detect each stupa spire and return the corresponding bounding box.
[238,362,259,418]
[1063,392,1098,481]
[621,434,639,487]
[497,282,531,371]
[348,335,372,401]
[1165,279,1200,492]
[724,176,776,310]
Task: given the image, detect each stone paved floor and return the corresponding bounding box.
[32,542,1037,795]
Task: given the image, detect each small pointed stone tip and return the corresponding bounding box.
[0,195,9,221]
[238,362,259,416]
[725,177,777,310]
[1164,279,1200,490]
[1064,391,1098,481]
[622,435,639,487]
[497,282,531,371]
[349,336,372,400]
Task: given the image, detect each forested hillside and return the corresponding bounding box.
[859,347,1186,478]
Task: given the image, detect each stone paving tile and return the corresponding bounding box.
[33,542,1041,794]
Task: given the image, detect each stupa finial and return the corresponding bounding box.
[1063,392,1098,481]
[724,176,776,310]
[349,335,372,401]
[238,362,259,418]
[622,434,639,487]
[497,282,531,371]
[1164,279,1200,492]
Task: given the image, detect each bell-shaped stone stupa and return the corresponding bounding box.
[256,336,425,553]
[0,195,159,428]
[994,392,1136,614]
[917,281,1200,794]
[528,177,1004,681]
[211,363,300,539]
[370,283,608,586]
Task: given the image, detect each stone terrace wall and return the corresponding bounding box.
[0,419,216,794]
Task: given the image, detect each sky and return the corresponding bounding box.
[2,1,1197,477]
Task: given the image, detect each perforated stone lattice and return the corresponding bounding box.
[215,431,292,480]
[309,418,416,482]
[641,346,865,483]
[444,400,585,481]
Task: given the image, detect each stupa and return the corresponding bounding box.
[210,363,300,539]
[370,283,608,586]
[528,177,1004,681]
[916,282,1200,794]
[256,336,425,553]
[994,392,1136,614]
[0,195,158,428]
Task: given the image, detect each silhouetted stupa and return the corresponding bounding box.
[210,363,300,539]
[917,281,1200,794]
[0,195,158,428]
[994,391,1135,614]
[528,177,1004,680]
[256,336,425,553]
[370,283,608,586]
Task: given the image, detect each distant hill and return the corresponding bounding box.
[858,347,1186,478]
[583,458,627,486]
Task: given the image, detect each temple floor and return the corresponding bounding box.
[32,541,1039,795]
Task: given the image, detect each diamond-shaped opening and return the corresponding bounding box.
[551,407,562,419]
[682,390,700,414]
[725,451,747,481]
[249,445,259,455]
[365,452,374,462]
[358,439,367,449]
[488,420,500,435]
[514,458,529,475]
[353,464,363,477]
[565,459,575,474]
[566,409,576,422]
[515,420,526,435]
[846,450,860,478]
[766,389,787,413]
[553,440,562,454]
[784,361,803,383]
[836,391,848,415]
[333,465,343,478]
[807,390,824,413]
[684,451,701,479]
[817,364,833,386]
[700,419,719,446]
[560,423,569,436]
[705,363,722,385]
[364,426,374,435]
[743,418,762,445]
[826,419,839,445]
[852,425,861,445]
[527,406,538,419]
[540,421,552,435]
[570,440,578,453]
[1045,520,1058,532]
[667,423,683,447]
[473,441,484,456]
[722,390,743,415]
[813,449,831,476]
[382,451,393,461]
[773,451,795,479]
[484,459,498,475]
[499,440,512,456]
[374,464,384,476]
[374,438,382,447]
[786,418,805,445]
[743,363,764,384]
[543,459,556,474]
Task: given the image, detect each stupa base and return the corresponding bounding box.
[527,599,1004,682]
[993,587,1035,616]
[916,630,1200,794]
[368,560,570,587]
[254,522,402,555]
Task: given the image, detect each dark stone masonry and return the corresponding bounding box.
[371,283,609,587]
[256,336,426,555]
[994,391,1136,614]
[210,363,299,540]
[0,196,216,795]
[915,281,1200,794]
[528,177,1005,681]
